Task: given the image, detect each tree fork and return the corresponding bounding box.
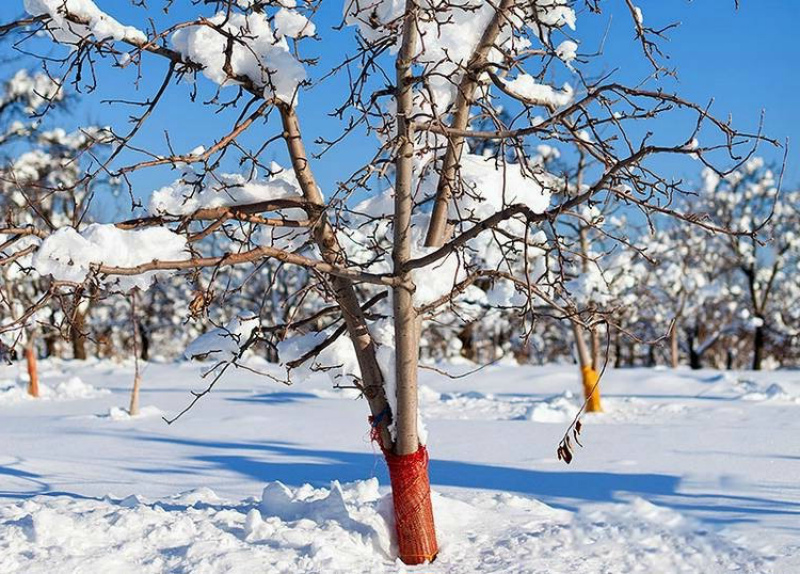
[424,0,517,247]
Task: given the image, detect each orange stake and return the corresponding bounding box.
[25,346,39,398]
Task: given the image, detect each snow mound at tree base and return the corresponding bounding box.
[0,376,108,405]
[0,479,770,574]
[102,405,164,421]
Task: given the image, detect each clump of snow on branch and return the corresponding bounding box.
[24,0,147,45]
[276,328,361,386]
[346,151,556,308]
[408,246,465,308]
[450,153,554,218]
[148,160,303,216]
[33,224,188,291]
[273,8,315,38]
[171,11,307,104]
[555,40,578,66]
[502,74,574,107]
[184,315,259,363]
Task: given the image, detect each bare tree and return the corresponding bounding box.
[0,0,777,563]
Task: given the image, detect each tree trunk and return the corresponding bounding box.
[128,373,141,416]
[387,4,438,563]
[282,94,430,561]
[646,344,656,367]
[456,322,476,361]
[25,340,39,398]
[130,291,142,416]
[626,340,636,366]
[590,325,601,371]
[44,331,57,358]
[752,322,764,371]
[280,106,393,448]
[688,326,702,370]
[71,309,88,360]
[669,320,680,369]
[573,323,602,412]
[139,321,150,361]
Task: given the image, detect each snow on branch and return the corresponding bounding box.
[33,224,189,291]
[148,161,304,217]
[171,11,307,105]
[185,315,260,363]
[24,0,147,45]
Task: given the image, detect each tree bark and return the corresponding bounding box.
[128,373,141,416]
[669,320,680,369]
[387,3,438,564]
[279,105,393,448]
[44,331,57,358]
[590,325,601,370]
[71,308,88,360]
[457,323,476,361]
[129,291,142,416]
[393,3,421,454]
[424,0,517,247]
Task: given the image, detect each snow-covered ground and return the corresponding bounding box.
[0,359,798,573]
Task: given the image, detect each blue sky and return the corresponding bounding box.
[1,1,798,218]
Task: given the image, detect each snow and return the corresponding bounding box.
[185,315,260,364]
[103,405,163,421]
[536,1,578,31]
[3,69,62,113]
[0,477,768,574]
[347,151,555,304]
[503,73,575,107]
[451,153,555,218]
[148,162,303,216]
[343,0,577,113]
[0,375,108,404]
[633,5,644,26]
[409,246,464,307]
[0,360,797,572]
[555,39,578,65]
[170,11,307,105]
[33,224,189,292]
[277,327,361,385]
[273,8,315,39]
[24,0,147,45]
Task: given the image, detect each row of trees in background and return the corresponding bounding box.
[3,99,796,375]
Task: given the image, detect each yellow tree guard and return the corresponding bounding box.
[581,366,603,412]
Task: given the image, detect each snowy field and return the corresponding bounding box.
[0,359,798,573]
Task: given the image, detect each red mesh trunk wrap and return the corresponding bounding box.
[384,445,439,565]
